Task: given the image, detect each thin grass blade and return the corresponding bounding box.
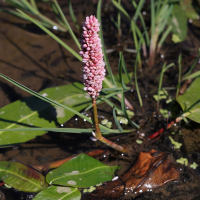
[68,0,81,32]
[121,53,134,84]
[112,0,131,19]
[113,107,123,133]
[97,0,117,87]
[183,48,200,79]
[176,54,182,97]
[53,0,81,49]
[121,91,140,128]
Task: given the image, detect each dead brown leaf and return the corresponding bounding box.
[83,149,180,200]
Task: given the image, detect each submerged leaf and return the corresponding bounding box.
[33,186,81,200]
[0,161,47,192]
[46,153,118,188]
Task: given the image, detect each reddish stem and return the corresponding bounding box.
[148,116,183,139]
[92,98,127,153]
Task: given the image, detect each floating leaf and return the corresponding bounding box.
[0,161,47,192]
[177,77,200,123]
[168,4,187,42]
[46,153,118,188]
[33,186,81,200]
[0,82,91,146]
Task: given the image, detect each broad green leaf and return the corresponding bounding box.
[33,186,81,200]
[0,161,47,192]
[180,0,200,20]
[177,77,200,123]
[0,82,91,146]
[46,153,118,188]
[167,4,187,42]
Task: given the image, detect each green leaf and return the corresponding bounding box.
[0,82,91,146]
[97,0,117,87]
[102,72,133,89]
[167,4,187,42]
[180,0,200,20]
[46,153,118,188]
[177,77,200,123]
[33,186,81,200]
[0,161,47,192]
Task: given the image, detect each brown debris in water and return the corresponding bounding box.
[83,149,180,199]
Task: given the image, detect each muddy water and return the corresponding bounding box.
[0,0,200,199]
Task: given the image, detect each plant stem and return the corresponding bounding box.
[148,110,196,139]
[92,99,127,153]
[149,28,159,67]
[33,149,105,172]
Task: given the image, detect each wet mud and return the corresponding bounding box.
[0,0,200,199]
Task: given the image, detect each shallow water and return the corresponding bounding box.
[0,0,200,199]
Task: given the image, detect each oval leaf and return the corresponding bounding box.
[177,77,200,123]
[180,0,200,20]
[46,153,118,188]
[167,4,187,42]
[0,161,48,192]
[0,82,91,146]
[33,186,81,200]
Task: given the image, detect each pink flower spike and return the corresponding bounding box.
[80,15,106,99]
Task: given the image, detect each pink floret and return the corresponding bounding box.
[80,15,106,99]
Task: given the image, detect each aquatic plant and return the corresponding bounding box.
[0,0,200,199]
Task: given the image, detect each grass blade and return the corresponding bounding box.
[113,107,123,133]
[118,52,127,90]
[176,54,182,97]
[157,63,174,108]
[121,91,140,128]
[0,73,91,123]
[97,0,117,87]
[183,48,200,79]
[151,0,155,36]
[121,53,133,84]
[85,90,123,111]
[132,0,146,22]
[30,0,38,11]
[182,70,200,81]
[131,0,150,46]
[53,0,81,49]
[111,0,131,19]
[117,0,122,38]
[68,0,81,32]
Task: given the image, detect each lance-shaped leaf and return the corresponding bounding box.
[33,186,81,200]
[0,161,48,192]
[46,153,118,188]
[0,71,133,147]
[177,77,200,123]
[0,82,91,147]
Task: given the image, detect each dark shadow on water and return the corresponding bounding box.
[0,81,22,102]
